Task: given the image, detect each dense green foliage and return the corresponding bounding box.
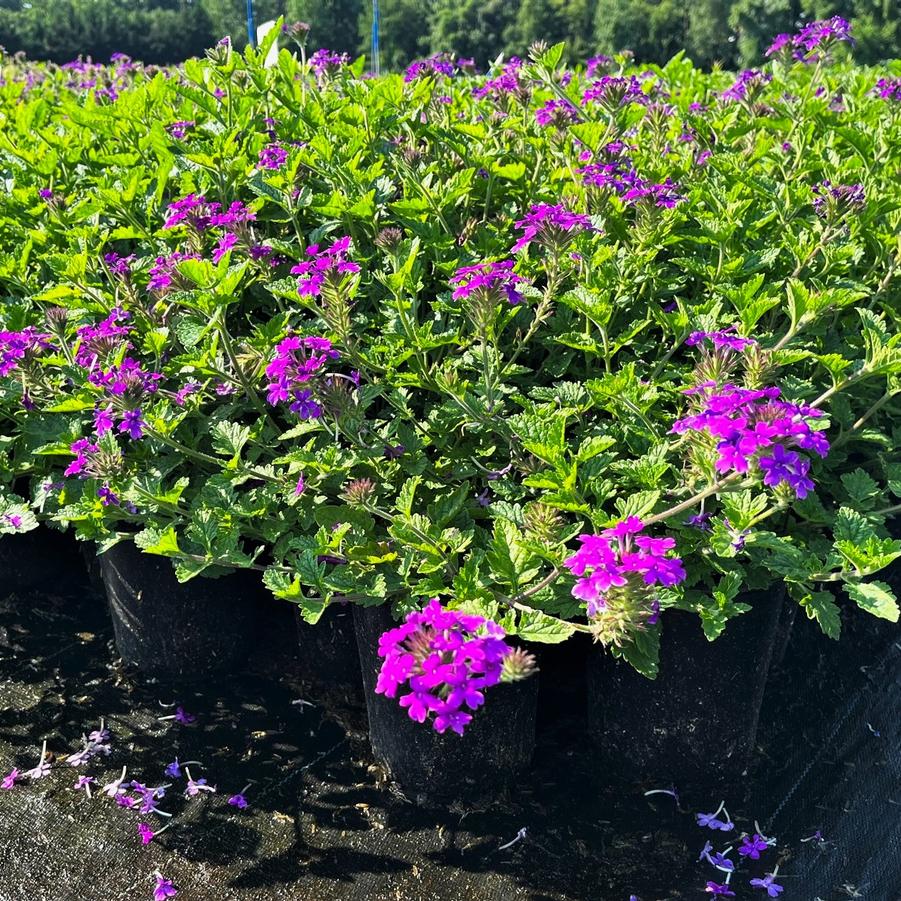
[0,0,897,68]
[0,30,900,674]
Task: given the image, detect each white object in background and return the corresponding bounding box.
[257,20,279,67]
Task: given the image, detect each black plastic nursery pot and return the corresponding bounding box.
[587,588,787,787]
[295,602,363,709]
[354,604,539,803]
[0,525,85,596]
[99,539,263,680]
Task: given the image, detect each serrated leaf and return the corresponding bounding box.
[845,580,899,622]
[134,526,180,557]
[801,590,842,639]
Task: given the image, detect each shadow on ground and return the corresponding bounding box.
[0,541,897,900]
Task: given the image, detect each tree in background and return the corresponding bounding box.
[285,0,363,55]
[687,0,738,67]
[357,0,433,72]
[429,0,518,65]
[0,0,897,70]
[505,0,598,61]
[594,0,688,63]
[729,0,798,65]
[800,0,899,63]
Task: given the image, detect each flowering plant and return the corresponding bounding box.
[0,21,899,679]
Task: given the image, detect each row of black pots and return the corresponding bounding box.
[2,531,801,797]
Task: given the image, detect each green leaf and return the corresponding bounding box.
[395,475,421,517]
[845,580,900,622]
[514,610,575,644]
[841,469,880,508]
[134,526,180,557]
[615,626,661,678]
[801,590,842,639]
[211,421,251,463]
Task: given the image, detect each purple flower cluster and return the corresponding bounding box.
[672,383,829,498]
[812,180,866,219]
[265,336,338,420]
[375,599,515,735]
[873,78,901,101]
[404,53,457,82]
[579,150,684,209]
[582,75,647,108]
[585,55,612,78]
[535,98,578,128]
[163,194,255,232]
[720,70,772,103]
[766,17,853,61]
[74,308,131,369]
[166,120,194,140]
[104,252,134,277]
[686,329,756,353]
[564,517,686,618]
[258,143,288,170]
[0,327,53,376]
[450,260,527,305]
[511,203,593,252]
[309,49,350,76]
[148,251,201,293]
[473,57,524,100]
[291,236,360,297]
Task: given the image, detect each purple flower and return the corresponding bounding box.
[873,78,901,101]
[174,707,195,725]
[97,484,121,507]
[720,70,771,103]
[696,809,734,832]
[148,251,201,293]
[309,48,350,76]
[104,252,134,277]
[167,120,194,139]
[750,875,784,897]
[265,335,337,418]
[582,75,648,108]
[685,328,756,353]
[258,143,288,170]
[65,438,100,477]
[118,409,146,441]
[164,760,182,778]
[153,875,178,900]
[685,512,712,531]
[138,822,155,845]
[74,775,95,795]
[93,405,115,436]
[294,475,306,496]
[710,852,734,872]
[291,236,359,296]
[705,884,735,897]
[0,327,54,376]
[212,231,238,263]
[375,599,524,736]
[565,520,685,620]
[227,793,248,809]
[174,381,200,406]
[739,833,769,859]
[535,98,578,128]
[586,55,611,78]
[185,775,216,798]
[511,204,593,253]
[1,768,21,789]
[404,52,457,82]
[450,260,528,305]
[812,180,865,220]
[473,57,525,100]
